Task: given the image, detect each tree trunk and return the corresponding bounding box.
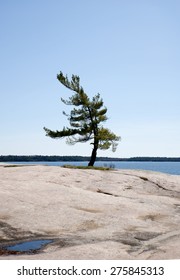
[88,144,98,166]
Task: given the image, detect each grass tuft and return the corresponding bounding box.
[62,165,112,171]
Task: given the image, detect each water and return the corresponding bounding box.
[5,161,180,175]
[5,239,53,252]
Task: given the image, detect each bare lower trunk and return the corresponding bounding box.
[88,144,98,166]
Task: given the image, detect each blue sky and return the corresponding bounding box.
[1,0,180,157]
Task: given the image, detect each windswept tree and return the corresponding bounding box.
[44,72,120,166]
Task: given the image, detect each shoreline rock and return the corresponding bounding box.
[0,165,180,259]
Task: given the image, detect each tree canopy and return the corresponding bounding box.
[44,71,120,166]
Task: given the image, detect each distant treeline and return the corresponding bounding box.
[0,155,180,162]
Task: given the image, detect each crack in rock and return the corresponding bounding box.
[97,189,118,197]
[123,173,180,197]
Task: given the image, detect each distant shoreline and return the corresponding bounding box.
[0,155,180,162]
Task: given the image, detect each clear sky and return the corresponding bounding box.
[1,0,180,158]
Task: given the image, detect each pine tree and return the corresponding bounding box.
[44,71,120,166]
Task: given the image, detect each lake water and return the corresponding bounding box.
[6,161,180,175]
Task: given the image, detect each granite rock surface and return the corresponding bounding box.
[0,165,180,259]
